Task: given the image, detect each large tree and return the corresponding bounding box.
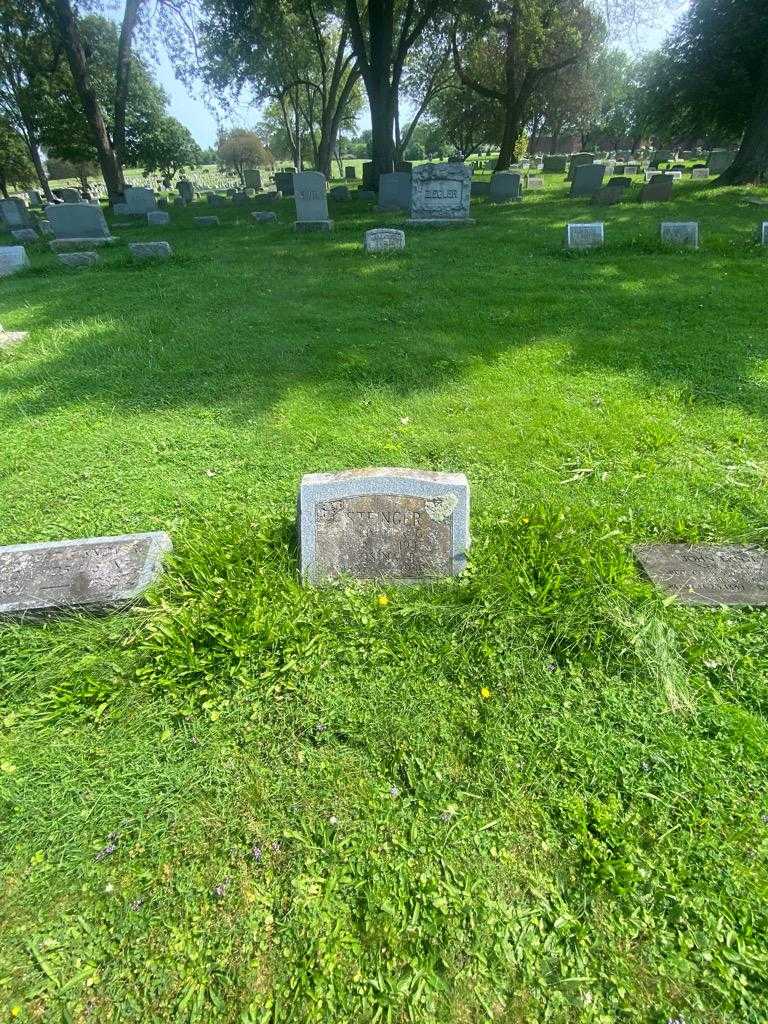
[452,0,603,170]
[0,116,36,197]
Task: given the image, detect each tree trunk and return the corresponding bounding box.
[113,0,142,165]
[496,102,523,170]
[28,137,54,201]
[52,0,125,200]
[293,91,302,170]
[0,174,8,199]
[718,50,768,185]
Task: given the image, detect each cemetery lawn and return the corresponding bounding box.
[3,176,768,1024]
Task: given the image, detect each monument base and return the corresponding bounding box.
[404,218,476,228]
[294,220,333,233]
[49,237,117,251]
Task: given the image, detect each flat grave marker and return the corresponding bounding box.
[565,222,604,249]
[635,544,768,606]
[364,228,405,253]
[661,221,699,248]
[0,246,30,277]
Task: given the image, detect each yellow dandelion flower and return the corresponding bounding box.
[480,686,491,699]
[377,594,389,607]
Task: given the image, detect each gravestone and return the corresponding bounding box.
[708,150,733,174]
[639,180,673,203]
[0,323,28,349]
[47,203,113,243]
[470,181,490,197]
[489,172,522,202]
[329,185,349,201]
[293,171,332,232]
[59,187,82,203]
[570,163,605,197]
[130,241,171,260]
[27,190,42,208]
[377,172,412,211]
[38,219,53,237]
[194,216,220,226]
[761,222,768,245]
[624,163,639,175]
[345,165,357,180]
[526,176,544,189]
[362,161,376,190]
[660,221,699,248]
[542,155,567,173]
[567,153,594,181]
[565,222,604,249]
[634,544,768,606]
[58,251,99,268]
[592,186,624,206]
[147,210,170,225]
[299,468,470,584]
[407,163,474,227]
[126,187,157,215]
[243,169,262,191]
[691,167,710,180]
[395,161,413,173]
[207,193,227,207]
[613,164,625,175]
[1,198,33,229]
[252,211,278,223]
[177,179,194,203]
[0,246,30,277]
[11,228,38,243]
[112,202,130,215]
[274,171,295,196]
[364,228,405,253]
[0,532,172,617]
[608,176,631,189]
[232,191,251,205]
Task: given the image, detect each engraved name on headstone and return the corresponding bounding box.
[299,468,469,584]
[407,163,474,226]
[565,222,604,249]
[634,544,768,606]
[0,532,172,616]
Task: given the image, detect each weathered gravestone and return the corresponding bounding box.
[489,171,522,202]
[407,163,474,227]
[147,211,170,225]
[0,246,30,277]
[252,211,278,223]
[130,241,171,260]
[194,216,220,226]
[293,171,332,232]
[274,171,295,196]
[608,176,632,189]
[526,175,544,190]
[0,532,172,617]
[1,198,34,229]
[345,165,357,180]
[59,187,82,203]
[357,189,376,200]
[362,161,376,190]
[47,203,114,247]
[542,155,567,173]
[27,190,42,208]
[177,179,194,203]
[112,202,130,215]
[639,179,673,203]
[207,193,227,207]
[243,169,262,191]
[761,222,768,245]
[708,150,734,174]
[691,167,710,180]
[565,222,604,249]
[592,186,624,206]
[567,153,594,181]
[329,185,349,201]
[634,544,768,606]
[299,468,470,584]
[377,172,412,211]
[395,161,413,173]
[58,251,99,268]
[364,228,405,253]
[11,228,38,243]
[570,163,605,197]
[470,181,490,197]
[126,187,157,215]
[660,221,699,248]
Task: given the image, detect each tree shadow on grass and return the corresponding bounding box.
[0,187,767,428]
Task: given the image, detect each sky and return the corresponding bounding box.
[152,5,685,148]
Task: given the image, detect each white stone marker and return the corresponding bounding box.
[364,228,405,253]
[761,222,768,246]
[691,167,710,179]
[660,222,699,249]
[565,223,604,249]
[0,246,30,277]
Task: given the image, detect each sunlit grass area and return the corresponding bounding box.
[1,174,768,1023]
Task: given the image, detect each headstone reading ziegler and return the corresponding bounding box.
[634,544,768,606]
[299,468,470,584]
[0,531,172,617]
[406,163,474,227]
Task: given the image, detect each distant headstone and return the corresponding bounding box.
[329,185,350,201]
[489,171,522,202]
[691,167,710,179]
[377,172,412,210]
[345,166,357,180]
[126,187,157,215]
[567,153,594,181]
[0,246,30,277]
[570,163,605,197]
[364,228,405,253]
[761,222,768,245]
[624,163,640,175]
[274,171,295,196]
[0,531,172,617]
[11,227,38,243]
[591,186,624,206]
[526,175,544,189]
[634,544,768,606]
[59,187,82,203]
[639,180,673,203]
[608,176,631,189]
[660,221,699,248]
[194,216,220,226]
[232,191,251,205]
[362,161,376,190]
[112,202,129,215]
[395,161,413,173]
[470,181,490,196]
[243,169,262,191]
[542,155,567,173]
[299,468,470,584]
[177,179,194,203]
[27,190,42,208]
[1,198,33,229]
[130,241,171,260]
[565,222,604,249]
[58,251,99,268]
[48,203,112,242]
[407,163,474,227]
[147,210,170,225]
[207,193,227,207]
[293,171,332,232]
[708,149,734,174]
[252,211,278,223]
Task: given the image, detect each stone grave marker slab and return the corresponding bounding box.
[126,187,157,215]
[11,228,38,243]
[1,198,33,229]
[59,187,82,203]
[761,222,768,245]
[592,186,624,206]
[567,153,594,181]
[489,172,522,202]
[48,203,112,241]
[130,241,171,260]
[252,211,278,223]
[634,544,768,606]
[345,166,357,180]
[526,175,544,189]
[177,179,194,203]
[639,180,673,203]
[58,251,99,268]
[691,167,710,179]
[0,532,172,617]
[0,246,30,277]
[194,216,220,226]
[661,221,699,248]
[329,185,349,201]
[470,181,490,197]
[0,323,28,350]
[294,171,332,231]
[542,155,567,173]
[377,172,412,210]
[364,228,405,253]
[243,169,262,190]
[565,222,604,249]
[299,468,469,584]
[570,163,606,197]
[274,171,295,196]
[407,163,474,226]
[147,211,170,225]
[708,150,733,174]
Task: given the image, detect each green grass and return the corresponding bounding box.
[1,175,768,1023]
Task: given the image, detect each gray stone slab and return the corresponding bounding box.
[489,171,522,202]
[761,222,768,245]
[0,246,30,276]
[274,171,295,196]
[130,241,171,260]
[58,187,82,203]
[707,149,734,174]
[299,468,470,584]
[565,222,604,249]
[48,203,111,240]
[294,171,330,226]
[0,324,28,349]
[126,186,157,215]
[570,163,606,197]
[1,198,33,229]
[377,172,411,210]
[252,211,278,223]
[639,180,673,203]
[592,186,624,206]
[691,167,710,179]
[470,181,490,197]
[243,169,262,190]
[177,179,194,202]
[567,153,594,181]
[364,228,405,253]
[147,210,170,226]
[409,162,472,224]
[634,544,768,606]
[11,228,38,243]
[49,237,115,251]
[112,202,130,215]
[526,175,544,189]
[329,185,350,201]
[58,251,99,268]
[542,155,567,173]
[0,531,172,617]
[661,221,699,248]
[194,216,220,226]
